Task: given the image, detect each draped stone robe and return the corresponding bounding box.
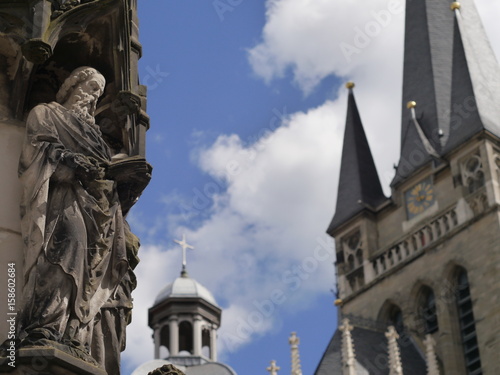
[18,102,128,347]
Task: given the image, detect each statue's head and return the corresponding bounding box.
[56,66,106,125]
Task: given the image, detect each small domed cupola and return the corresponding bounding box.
[148,235,222,366]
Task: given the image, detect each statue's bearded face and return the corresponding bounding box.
[69,74,105,125]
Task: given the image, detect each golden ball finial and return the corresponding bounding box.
[345,82,355,90]
[407,101,417,109]
[334,298,343,306]
[451,2,461,11]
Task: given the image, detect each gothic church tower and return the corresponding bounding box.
[316,1,500,374]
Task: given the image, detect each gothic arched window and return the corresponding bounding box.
[420,287,438,334]
[387,305,404,334]
[456,270,482,374]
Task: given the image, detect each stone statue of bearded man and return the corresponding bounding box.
[17,66,129,364]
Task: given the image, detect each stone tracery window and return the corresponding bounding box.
[419,287,438,334]
[461,153,485,194]
[456,270,482,375]
[341,230,365,292]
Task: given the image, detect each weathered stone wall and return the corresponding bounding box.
[340,208,500,374]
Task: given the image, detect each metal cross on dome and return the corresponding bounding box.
[174,233,194,276]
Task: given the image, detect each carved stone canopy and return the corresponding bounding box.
[147,364,186,375]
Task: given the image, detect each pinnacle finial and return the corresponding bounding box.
[386,326,403,375]
[346,81,355,90]
[424,335,440,375]
[173,233,194,277]
[289,332,303,375]
[407,101,417,109]
[266,360,280,375]
[451,2,461,11]
[339,318,356,375]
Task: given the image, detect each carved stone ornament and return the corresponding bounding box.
[148,364,186,375]
[21,38,53,64]
[460,152,484,194]
[51,0,85,18]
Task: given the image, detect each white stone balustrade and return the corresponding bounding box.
[368,189,487,283]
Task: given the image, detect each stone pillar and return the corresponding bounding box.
[193,315,202,356]
[363,259,375,283]
[483,141,500,206]
[0,121,24,343]
[154,324,161,359]
[210,325,218,361]
[168,316,179,356]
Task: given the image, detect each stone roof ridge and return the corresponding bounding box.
[408,103,439,159]
[391,103,439,186]
[327,83,387,235]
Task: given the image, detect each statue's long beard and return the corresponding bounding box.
[68,87,98,127]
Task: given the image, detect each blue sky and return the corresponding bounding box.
[121,1,500,375]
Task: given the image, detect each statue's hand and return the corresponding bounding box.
[62,152,107,181]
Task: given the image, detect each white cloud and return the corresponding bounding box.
[248,0,407,189]
[187,100,343,353]
[248,0,405,94]
[123,0,500,371]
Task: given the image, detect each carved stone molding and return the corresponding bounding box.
[139,109,150,129]
[116,90,141,116]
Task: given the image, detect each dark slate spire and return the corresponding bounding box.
[399,0,449,152]
[393,0,500,186]
[393,0,453,186]
[445,1,500,151]
[327,83,387,235]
